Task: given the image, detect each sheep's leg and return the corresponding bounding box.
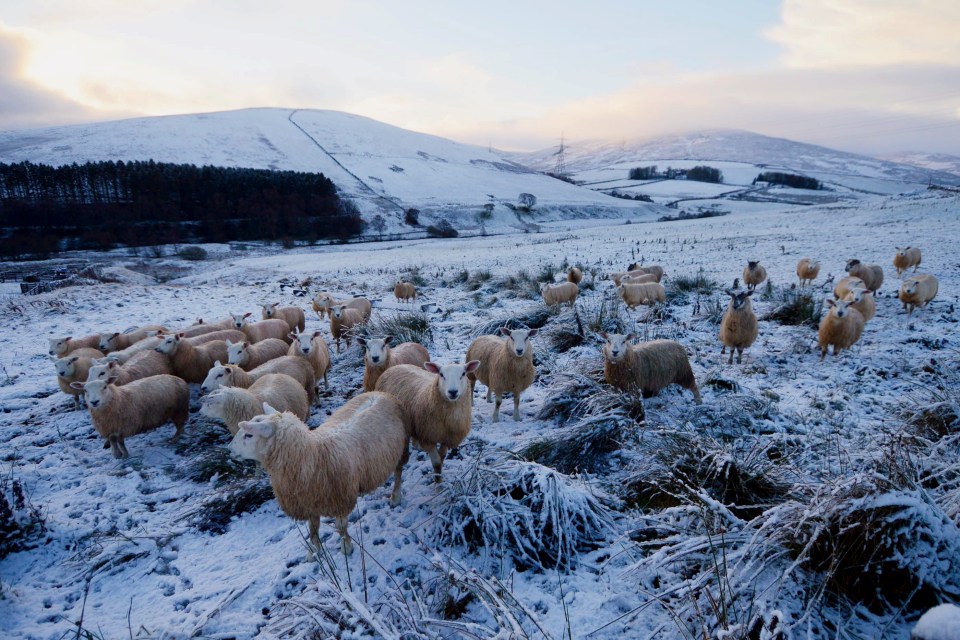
[336,516,353,555]
[323,372,329,388]
[727,348,734,365]
[513,393,521,422]
[171,420,185,442]
[819,347,827,361]
[73,395,82,410]
[721,345,726,354]
[117,437,129,458]
[390,445,409,507]
[424,444,443,482]
[492,393,502,423]
[438,445,449,461]
[305,516,321,561]
[485,387,491,403]
[736,348,743,364]
[108,435,124,459]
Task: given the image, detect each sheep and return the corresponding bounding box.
[540,281,579,308]
[226,338,289,370]
[742,261,767,292]
[834,276,866,301]
[601,333,702,403]
[195,316,236,331]
[154,333,232,383]
[55,348,105,409]
[99,325,167,353]
[899,274,938,316]
[627,263,665,281]
[845,259,884,293]
[620,273,659,285]
[719,289,758,364]
[229,393,410,556]
[70,374,189,458]
[893,246,922,276]
[313,295,372,321]
[86,350,173,386]
[466,328,538,422]
[100,336,163,364]
[48,334,101,358]
[170,322,223,339]
[394,281,417,303]
[230,313,292,344]
[817,298,865,360]
[200,358,316,403]
[312,292,334,319]
[261,303,306,332]
[796,258,820,287]
[617,282,665,309]
[329,305,365,353]
[567,266,583,284]
[375,360,480,482]
[200,373,309,434]
[356,336,430,392]
[118,329,243,365]
[844,287,876,322]
[288,329,331,390]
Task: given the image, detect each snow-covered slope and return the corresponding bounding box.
[881,152,960,178]
[0,108,656,230]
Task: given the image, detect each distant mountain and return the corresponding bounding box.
[0,108,656,231]
[880,152,960,178]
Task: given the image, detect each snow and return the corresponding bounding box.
[912,604,960,640]
[1,188,959,639]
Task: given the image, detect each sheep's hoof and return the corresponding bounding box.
[389,493,402,508]
[513,413,521,422]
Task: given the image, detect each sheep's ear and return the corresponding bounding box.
[214,360,222,367]
[196,318,204,324]
[288,332,298,341]
[599,331,608,340]
[825,298,836,307]
[64,336,72,341]
[176,332,185,339]
[111,332,120,339]
[244,312,253,318]
[145,330,157,337]
[106,374,120,385]
[527,329,539,338]
[225,339,233,347]
[625,332,637,341]
[356,337,367,347]
[69,355,80,363]
[465,360,481,374]
[70,381,85,390]
[242,420,274,437]
[423,362,441,374]
[383,335,393,344]
[746,290,754,297]
[108,361,119,369]
[243,341,251,348]
[500,327,512,337]
[725,289,736,297]
[312,330,322,338]
[262,402,279,415]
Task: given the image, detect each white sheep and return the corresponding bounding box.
[541,282,579,308]
[311,292,334,320]
[261,303,306,333]
[834,276,866,301]
[195,316,236,331]
[893,246,922,277]
[617,282,665,309]
[796,258,820,287]
[611,270,661,286]
[843,287,876,322]
[86,349,172,386]
[169,322,223,339]
[226,338,289,370]
[899,274,938,316]
[154,333,231,383]
[229,393,411,556]
[742,261,767,292]
[567,266,583,284]
[845,259,884,293]
[817,298,865,360]
[356,336,430,392]
[48,334,101,358]
[466,328,538,422]
[719,289,758,364]
[99,325,167,353]
[627,263,665,281]
[329,305,365,353]
[70,374,190,458]
[200,358,316,403]
[313,295,372,322]
[55,348,105,409]
[394,281,417,303]
[200,373,309,434]
[601,333,702,403]
[288,329,331,390]
[230,313,292,344]
[375,361,480,482]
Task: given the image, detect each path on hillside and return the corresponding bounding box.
[286,110,405,214]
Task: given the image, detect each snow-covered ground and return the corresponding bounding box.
[2,189,960,639]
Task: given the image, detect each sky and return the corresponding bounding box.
[1,0,958,155]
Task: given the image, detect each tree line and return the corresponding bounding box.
[753,172,822,190]
[0,160,363,259]
[628,165,724,184]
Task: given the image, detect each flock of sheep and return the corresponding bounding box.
[46,244,939,557]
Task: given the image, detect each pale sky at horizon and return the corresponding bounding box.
[1,0,958,155]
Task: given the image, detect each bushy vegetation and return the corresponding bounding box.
[177,245,208,261]
[628,165,659,180]
[426,219,459,238]
[360,311,432,346]
[686,165,724,183]
[754,171,822,190]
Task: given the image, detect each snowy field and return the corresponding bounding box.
[2,189,960,639]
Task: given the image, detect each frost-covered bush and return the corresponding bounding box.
[472,305,555,336]
[0,474,46,559]
[762,286,823,327]
[177,245,208,261]
[431,455,613,571]
[359,311,432,346]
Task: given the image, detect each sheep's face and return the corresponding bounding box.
[902,279,920,295]
[200,362,231,394]
[425,361,479,402]
[263,303,278,319]
[363,337,391,365]
[99,333,120,352]
[86,360,119,382]
[199,389,226,420]
[748,261,759,270]
[727,290,753,311]
[226,341,249,366]
[79,379,115,409]
[291,331,320,355]
[602,333,635,363]
[155,334,181,355]
[847,288,870,304]
[845,259,860,272]
[231,313,248,329]
[49,338,71,357]
[55,356,78,378]
[332,305,348,320]
[230,413,279,462]
[501,328,537,358]
[830,299,853,319]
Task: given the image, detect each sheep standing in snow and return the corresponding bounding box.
[200,358,316,403]
[48,335,102,358]
[226,338,289,371]
[627,263,665,281]
[314,295,372,322]
[231,313,292,344]
[99,325,167,353]
[261,303,306,333]
[394,281,417,304]
[375,361,480,482]
[567,266,583,284]
[844,287,876,322]
[845,259,884,293]
[817,298,865,360]
[329,305,365,353]
[230,393,411,556]
[154,333,231,384]
[796,258,820,287]
[86,350,172,386]
[834,276,866,301]
[601,333,702,403]
[70,374,189,458]
[899,274,938,316]
[617,282,665,309]
[201,373,309,434]
[541,282,579,308]
[357,336,429,392]
[466,328,538,422]
[893,246,922,277]
[719,289,758,364]
[288,330,331,391]
[55,348,105,409]
[742,261,767,292]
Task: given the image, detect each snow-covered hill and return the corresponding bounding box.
[881,152,960,178]
[0,108,657,232]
